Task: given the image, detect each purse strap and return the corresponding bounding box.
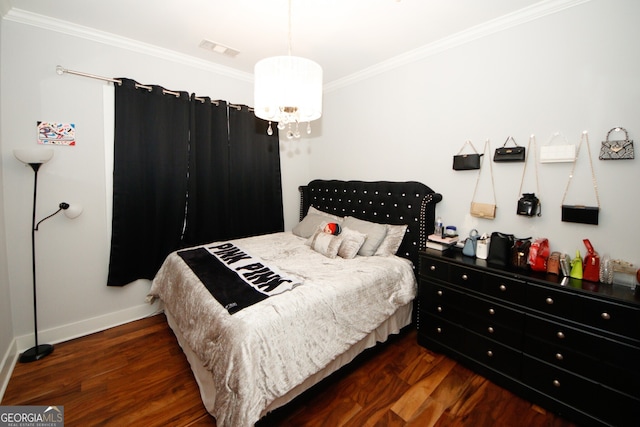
[544,132,569,146]
[502,136,520,147]
[561,131,600,207]
[457,140,479,155]
[471,139,496,204]
[606,127,629,142]
[518,134,540,196]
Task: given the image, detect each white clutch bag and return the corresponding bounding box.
[540,132,576,163]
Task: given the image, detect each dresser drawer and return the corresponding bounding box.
[525,314,600,356]
[522,355,599,415]
[526,283,583,323]
[418,313,466,351]
[465,295,525,328]
[482,272,525,305]
[581,296,640,341]
[449,264,483,289]
[467,314,523,349]
[419,256,449,282]
[420,286,466,325]
[463,332,521,379]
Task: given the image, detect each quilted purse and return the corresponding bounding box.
[470,140,497,219]
[494,136,525,162]
[540,132,576,163]
[599,127,634,160]
[453,140,482,170]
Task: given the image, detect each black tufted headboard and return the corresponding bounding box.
[299,180,443,271]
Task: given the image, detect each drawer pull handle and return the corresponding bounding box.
[601,312,611,320]
[487,326,494,334]
[556,331,565,339]
[436,327,442,333]
[553,379,561,388]
[437,290,443,296]
[462,274,468,281]
[488,308,495,315]
[437,306,443,313]
[499,284,507,291]
[555,353,564,361]
[545,297,554,305]
[430,265,436,271]
[487,350,493,357]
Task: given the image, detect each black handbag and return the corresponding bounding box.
[494,136,525,162]
[516,135,541,217]
[561,131,600,225]
[486,232,514,266]
[453,140,482,170]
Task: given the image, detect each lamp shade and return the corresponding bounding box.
[14,148,54,165]
[254,55,323,123]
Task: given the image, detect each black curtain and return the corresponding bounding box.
[227,105,284,238]
[107,79,190,286]
[107,84,284,286]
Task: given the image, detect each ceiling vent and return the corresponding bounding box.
[199,39,239,57]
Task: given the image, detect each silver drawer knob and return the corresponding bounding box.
[437,306,443,312]
[462,274,468,280]
[437,290,443,296]
[487,326,494,333]
[601,312,611,320]
[553,379,561,387]
[546,297,554,305]
[436,327,442,333]
[430,265,436,271]
[488,308,495,315]
[556,331,565,339]
[487,350,493,357]
[555,353,564,361]
[499,284,507,291]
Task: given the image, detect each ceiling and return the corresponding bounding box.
[6,0,549,85]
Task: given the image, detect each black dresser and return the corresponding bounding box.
[417,249,640,427]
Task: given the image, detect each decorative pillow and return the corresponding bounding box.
[292,206,343,238]
[308,229,342,258]
[337,227,367,259]
[341,216,388,256]
[375,224,408,256]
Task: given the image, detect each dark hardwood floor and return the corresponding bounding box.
[2,314,576,426]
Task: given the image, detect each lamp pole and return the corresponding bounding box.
[20,162,54,363]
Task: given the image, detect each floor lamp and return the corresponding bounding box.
[14,148,83,363]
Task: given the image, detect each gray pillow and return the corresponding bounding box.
[308,229,343,258]
[375,224,408,256]
[337,227,367,259]
[292,206,343,238]
[342,216,388,256]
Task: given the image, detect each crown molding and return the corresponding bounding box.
[324,0,592,92]
[3,8,254,83]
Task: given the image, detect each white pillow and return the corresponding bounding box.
[375,224,408,256]
[341,216,388,256]
[308,229,343,258]
[337,227,367,259]
[292,206,343,238]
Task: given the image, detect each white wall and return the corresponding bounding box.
[315,0,640,262]
[0,16,310,362]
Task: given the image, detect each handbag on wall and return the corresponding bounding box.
[599,127,634,160]
[516,135,542,217]
[561,131,600,225]
[453,140,483,170]
[494,136,525,162]
[540,132,576,163]
[470,140,497,219]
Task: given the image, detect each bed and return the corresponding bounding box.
[148,179,442,426]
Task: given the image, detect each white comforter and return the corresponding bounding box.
[148,232,417,427]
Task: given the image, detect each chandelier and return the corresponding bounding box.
[254,0,323,139]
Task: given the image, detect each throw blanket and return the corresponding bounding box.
[149,232,416,427]
[178,242,302,314]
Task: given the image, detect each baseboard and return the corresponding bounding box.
[0,338,18,402]
[1,302,162,401]
[14,301,162,356]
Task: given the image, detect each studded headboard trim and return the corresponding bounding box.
[299,180,442,270]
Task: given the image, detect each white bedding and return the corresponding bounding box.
[148,231,417,427]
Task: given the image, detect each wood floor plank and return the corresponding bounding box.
[2,314,577,426]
